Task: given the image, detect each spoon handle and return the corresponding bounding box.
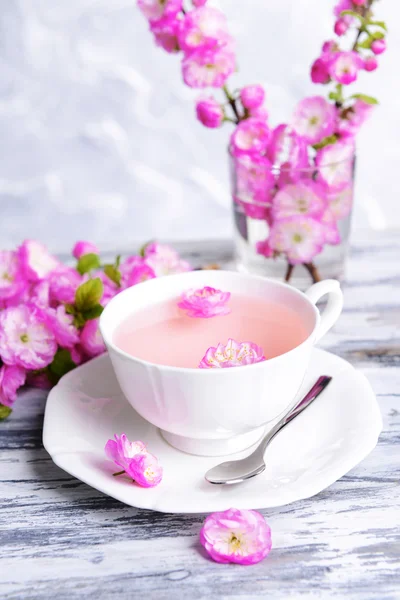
[256,375,332,458]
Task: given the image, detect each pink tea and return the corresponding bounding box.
[113,294,309,368]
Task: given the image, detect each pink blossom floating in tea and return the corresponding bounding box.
[200,507,272,565]
[105,433,163,488]
[178,286,231,318]
[199,338,266,369]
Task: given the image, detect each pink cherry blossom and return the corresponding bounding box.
[80,318,105,358]
[128,452,163,487]
[272,182,327,221]
[0,365,26,408]
[249,105,268,120]
[105,433,147,472]
[240,85,265,110]
[0,251,26,303]
[178,286,231,318]
[363,56,378,72]
[234,154,275,208]
[371,39,386,55]
[200,508,272,565]
[178,7,230,53]
[334,18,349,36]
[329,51,362,85]
[192,0,207,6]
[196,96,224,128]
[321,209,341,245]
[269,216,325,265]
[18,240,59,282]
[333,0,353,18]
[182,45,235,88]
[292,96,335,145]
[71,345,84,366]
[328,184,353,220]
[315,140,354,188]
[267,124,309,170]
[322,40,338,53]
[199,338,266,369]
[45,305,80,349]
[48,266,82,304]
[126,261,156,287]
[72,241,99,259]
[144,243,191,276]
[137,0,182,22]
[337,99,374,137]
[150,16,181,53]
[31,280,50,308]
[311,56,332,84]
[230,118,270,156]
[256,239,274,258]
[0,305,57,369]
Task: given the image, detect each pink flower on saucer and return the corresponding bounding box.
[199,338,266,369]
[105,433,147,472]
[128,453,163,488]
[200,507,272,564]
[178,286,231,318]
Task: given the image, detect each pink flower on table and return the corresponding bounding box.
[48,266,82,304]
[230,118,270,157]
[0,305,57,369]
[178,286,230,318]
[72,241,99,259]
[150,16,181,53]
[196,96,224,128]
[240,85,265,110]
[105,433,147,473]
[315,140,354,188]
[329,51,362,85]
[292,96,335,145]
[182,45,235,88]
[328,184,353,220]
[337,99,374,137]
[18,240,60,282]
[200,508,272,565]
[256,239,274,258]
[371,39,386,55]
[0,365,26,408]
[199,338,265,369]
[45,305,80,349]
[363,56,378,72]
[272,182,327,221]
[321,209,341,245]
[80,318,105,358]
[269,216,325,265]
[178,7,230,53]
[137,0,182,22]
[128,453,163,487]
[144,243,191,276]
[0,250,26,303]
[267,124,309,170]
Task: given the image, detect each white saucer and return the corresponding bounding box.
[43,349,382,514]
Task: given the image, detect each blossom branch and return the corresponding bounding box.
[223,85,241,124]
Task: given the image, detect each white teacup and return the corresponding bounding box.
[100,271,343,456]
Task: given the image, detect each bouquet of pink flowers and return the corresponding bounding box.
[0,240,190,417]
[137,0,387,281]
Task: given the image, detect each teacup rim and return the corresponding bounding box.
[99,269,320,374]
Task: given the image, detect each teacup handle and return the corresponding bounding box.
[305,279,343,343]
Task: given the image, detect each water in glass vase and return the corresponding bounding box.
[113,295,308,368]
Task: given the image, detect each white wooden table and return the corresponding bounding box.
[1,232,399,599]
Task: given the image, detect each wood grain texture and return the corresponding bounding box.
[1,231,399,600]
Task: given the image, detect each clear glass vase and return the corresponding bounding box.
[230,151,355,289]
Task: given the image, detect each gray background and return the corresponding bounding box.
[1,0,398,252]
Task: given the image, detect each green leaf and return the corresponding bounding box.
[104,264,121,287]
[351,93,379,105]
[139,241,153,258]
[73,313,86,328]
[340,9,364,23]
[76,253,101,275]
[75,278,103,312]
[0,404,12,421]
[48,349,76,384]
[369,20,387,32]
[357,38,373,49]
[371,30,384,40]
[81,304,104,321]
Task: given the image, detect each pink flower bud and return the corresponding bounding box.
[311,57,331,84]
[72,241,99,259]
[334,18,349,36]
[371,39,386,55]
[363,56,378,72]
[195,97,224,128]
[240,85,265,110]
